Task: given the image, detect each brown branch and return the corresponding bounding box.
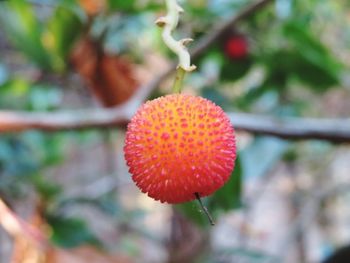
[0,107,131,132]
[0,199,48,248]
[191,0,273,58]
[228,113,350,143]
[0,109,350,143]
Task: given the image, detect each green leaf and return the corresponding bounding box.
[176,201,208,227]
[108,0,135,12]
[220,57,253,82]
[0,0,53,69]
[44,3,83,71]
[107,0,162,12]
[282,22,342,89]
[33,175,62,201]
[46,215,101,248]
[196,48,252,82]
[291,52,339,90]
[264,48,340,92]
[208,157,242,212]
[176,158,242,227]
[0,78,30,97]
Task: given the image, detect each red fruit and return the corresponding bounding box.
[124,94,236,204]
[224,36,248,59]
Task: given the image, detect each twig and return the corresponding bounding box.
[195,193,215,226]
[229,113,350,143]
[191,0,273,59]
[0,199,48,249]
[0,110,349,143]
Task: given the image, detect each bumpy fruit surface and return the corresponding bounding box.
[124,94,236,204]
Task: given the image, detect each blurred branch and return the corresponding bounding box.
[0,110,349,143]
[191,0,273,58]
[228,113,350,143]
[0,199,47,248]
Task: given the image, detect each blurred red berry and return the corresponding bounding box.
[224,36,248,59]
[124,94,236,204]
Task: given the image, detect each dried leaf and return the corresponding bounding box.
[70,37,138,107]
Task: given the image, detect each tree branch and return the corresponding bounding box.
[0,199,48,248]
[0,109,349,143]
[228,113,350,143]
[191,0,273,58]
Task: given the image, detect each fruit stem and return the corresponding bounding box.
[194,192,215,226]
[155,0,196,72]
[172,67,186,93]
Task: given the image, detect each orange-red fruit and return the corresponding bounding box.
[124,94,236,204]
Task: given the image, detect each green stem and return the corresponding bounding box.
[172,67,186,93]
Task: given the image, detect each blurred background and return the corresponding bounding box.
[0,0,350,262]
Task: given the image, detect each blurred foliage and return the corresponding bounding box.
[0,0,348,260]
[0,0,82,71]
[46,214,102,248]
[241,137,289,179]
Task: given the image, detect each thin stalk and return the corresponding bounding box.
[194,192,215,226]
[172,67,186,93]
